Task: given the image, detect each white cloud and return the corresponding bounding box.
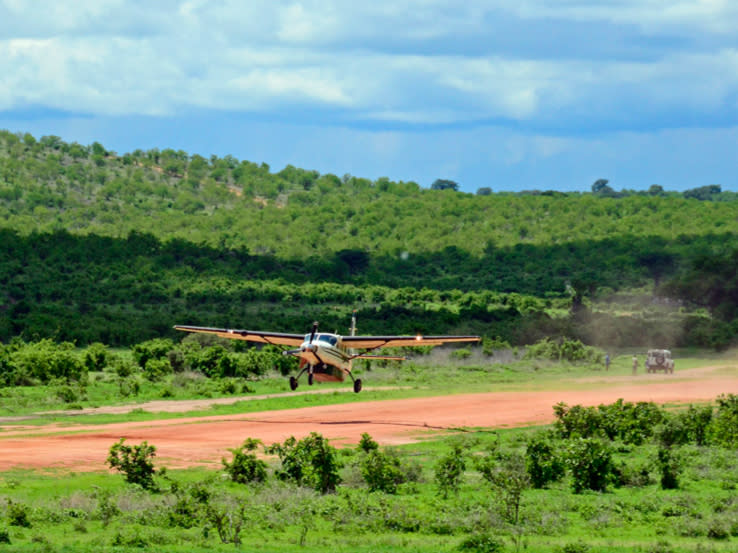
[0,0,736,134]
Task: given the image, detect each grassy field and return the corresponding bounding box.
[1,350,733,426]
[0,353,737,552]
[1,426,737,552]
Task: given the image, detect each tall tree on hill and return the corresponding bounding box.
[431,179,459,191]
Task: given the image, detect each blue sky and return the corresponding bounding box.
[1,1,737,193]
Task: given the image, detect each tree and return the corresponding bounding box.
[476,187,492,196]
[591,179,617,197]
[683,184,721,201]
[431,179,459,191]
[107,439,158,491]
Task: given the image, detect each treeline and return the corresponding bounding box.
[3,227,726,348]
[2,130,738,259]
[2,131,738,348]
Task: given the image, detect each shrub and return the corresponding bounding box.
[222,438,268,484]
[655,416,690,448]
[361,449,406,494]
[560,541,591,553]
[707,518,730,540]
[451,348,472,360]
[267,432,341,494]
[143,358,172,381]
[526,432,565,488]
[84,342,109,372]
[113,357,136,378]
[9,339,87,384]
[0,528,9,544]
[7,501,31,527]
[107,438,158,491]
[132,338,174,369]
[435,443,466,498]
[458,533,505,552]
[681,404,713,446]
[564,438,616,493]
[709,394,738,448]
[357,432,379,454]
[525,337,602,363]
[485,452,530,525]
[553,403,602,439]
[482,336,511,356]
[656,447,681,490]
[56,384,85,404]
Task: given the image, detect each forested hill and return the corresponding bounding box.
[1,130,737,348]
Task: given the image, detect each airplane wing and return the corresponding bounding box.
[174,325,304,347]
[342,335,480,350]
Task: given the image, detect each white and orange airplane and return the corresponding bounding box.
[175,312,479,393]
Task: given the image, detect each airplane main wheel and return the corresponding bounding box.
[353,379,362,393]
[289,376,298,391]
[308,373,314,386]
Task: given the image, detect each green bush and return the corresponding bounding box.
[526,432,565,488]
[458,533,505,552]
[564,438,616,493]
[560,541,591,553]
[655,416,690,448]
[0,528,9,544]
[709,394,738,447]
[435,443,466,498]
[132,338,174,369]
[553,403,602,439]
[680,404,713,446]
[656,447,681,490]
[144,358,172,381]
[107,438,158,491]
[267,432,341,494]
[8,339,87,384]
[357,432,379,454]
[481,336,511,356]
[525,337,602,363]
[7,501,31,528]
[222,438,268,484]
[554,399,663,444]
[361,449,406,494]
[451,348,472,360]
[84,342,109,372]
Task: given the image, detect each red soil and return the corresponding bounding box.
[0,366,735,472]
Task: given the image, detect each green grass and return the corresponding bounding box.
[1,424,738,552]
[0,351,734,428]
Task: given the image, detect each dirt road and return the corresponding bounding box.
[0,367,735,472]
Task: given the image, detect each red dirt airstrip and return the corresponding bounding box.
[0,365,735,472]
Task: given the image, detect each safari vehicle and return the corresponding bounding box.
[645,349,674,374]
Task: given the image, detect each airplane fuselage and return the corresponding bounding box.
[296,333,351,382]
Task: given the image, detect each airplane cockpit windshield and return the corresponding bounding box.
[303,334,338,346]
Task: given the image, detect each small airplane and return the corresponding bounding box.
[174,312,480,392]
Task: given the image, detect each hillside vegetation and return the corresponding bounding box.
[1,130,737,348]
